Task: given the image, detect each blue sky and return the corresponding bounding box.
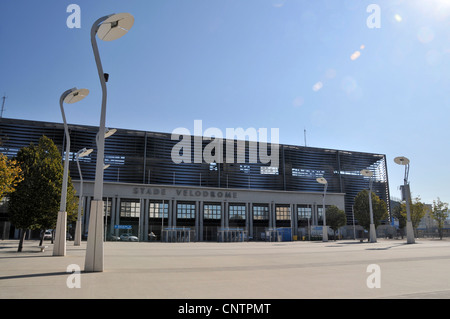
[1,0,449,205]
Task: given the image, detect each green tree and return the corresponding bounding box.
[354,189,388,233]
[326,205,346,240]
[397,196,429,237]
[431,198,449,240]
[0,153,23,200]
[392,203,406,238]
[8,136,78,251]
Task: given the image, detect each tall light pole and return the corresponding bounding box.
[74,148,93,246]
[316,177,328,242]
[85,13,134,272]
[394,156,415,244]
[54,88,89,256]
[361,169,376,243]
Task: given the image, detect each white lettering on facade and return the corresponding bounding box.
[132,187,237,199]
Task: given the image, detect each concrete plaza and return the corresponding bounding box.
[1,238,450,299]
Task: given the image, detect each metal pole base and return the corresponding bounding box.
[74,220,82,246]
[406,221,415,244]
[322,226,328,242]
[84,200,104,272]
[53,211,67,256]
[369,223,377,243]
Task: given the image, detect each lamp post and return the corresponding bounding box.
[316,177,328,242]
[361,169,376,243]
[85,13,134,272]
[74,148,93,246]
[53,88,89,256]
[394,156,415,244]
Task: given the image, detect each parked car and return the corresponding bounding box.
[109,235,121,241]
[120,233,138,241]
[43,230,73,240]
[43,230,52,240]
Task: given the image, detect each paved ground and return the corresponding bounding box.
[1,238,450,299]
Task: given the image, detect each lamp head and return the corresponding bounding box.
[394,156,410,166]
[105,128,117,138]
[78,148,94,158]
[63,88,89,104]
[360,169,374,177]
[97,13,134,41]
[316,177,327,185]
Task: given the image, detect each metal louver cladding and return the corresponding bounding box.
[0,118,391,224]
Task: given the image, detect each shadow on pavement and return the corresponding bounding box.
[0,271,68,281]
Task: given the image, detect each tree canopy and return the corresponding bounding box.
[326,205,346,239]
[393,195,429,237]
[0,153,23,200]
[8,136,78,251]
[431,198,449,240]
[353,189,388,231]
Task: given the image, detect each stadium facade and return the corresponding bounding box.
[0,118,390,241]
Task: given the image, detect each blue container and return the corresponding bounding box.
[276,228,292,241]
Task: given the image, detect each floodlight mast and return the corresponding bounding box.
[85,13,134,272]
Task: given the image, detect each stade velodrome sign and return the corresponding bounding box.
[80,181,345,206]
[132,186,238,199]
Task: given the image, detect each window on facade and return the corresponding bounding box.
[0,147,19,158]
[318,207,324,223]
[105,155,125,165]
[204,204,221,219]
[298,206,312,220]
[276,206,291,220]
[240,164,250,174]
[120,200,140,218]
[177,203,195,219]
[103,198,112,217]
[229,205,246,220]
[149,201,168,218]
[253,205,269,220]
[292,168,325,178]
[64,151,92,163]
[260,166,278,175]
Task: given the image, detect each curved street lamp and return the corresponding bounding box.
[394,156,415,244]
[361,169,376,243]
[85,13,134,272]
[316,177,328,242]
[53,88,89,256]
[74,148,93,246]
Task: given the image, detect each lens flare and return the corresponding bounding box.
[350,51,361,60]
[312,81,323,92]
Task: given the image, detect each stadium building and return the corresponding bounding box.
[0,118,390,241]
